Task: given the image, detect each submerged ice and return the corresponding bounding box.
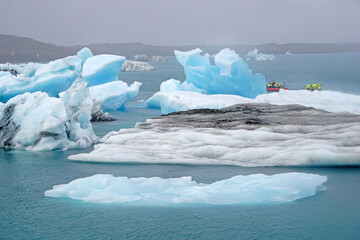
[44,173,327,205]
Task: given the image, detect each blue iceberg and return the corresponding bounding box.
[0,48,140,111]
[174,48,266,98]
[82,54,125,87]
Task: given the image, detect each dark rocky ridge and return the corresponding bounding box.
[136,103,360,130]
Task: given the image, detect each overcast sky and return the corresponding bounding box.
[1,0,359,46]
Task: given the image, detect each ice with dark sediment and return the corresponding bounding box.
[121,60,155,72]
[147,89,360,115]
[69,103,360,167]
[0,80,97,150]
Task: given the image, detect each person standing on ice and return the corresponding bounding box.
[312,83,318,91]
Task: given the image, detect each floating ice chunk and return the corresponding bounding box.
[44,173,327,205]
[121,60,155,72]
[133,54,148,61]
[82,54,126,87]
[285,50,292,55]
[247,49,276,61]
[147,90,360,115]
[150,56,168,62]
[89,81,142,110]
[0,80,97,151]
[76,47,94,64]
[173,48,266,98]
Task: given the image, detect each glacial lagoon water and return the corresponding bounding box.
[1,53,360,239]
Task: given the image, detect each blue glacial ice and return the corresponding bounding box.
[76,47,94,64]
[0,80,97,150]
[0,56,82,102]
[0,48,141,111]
[175,48,266,98]
[147,48,266,110]
[89,81,142,110]
[44,173,327,205]
[82,54,125,87]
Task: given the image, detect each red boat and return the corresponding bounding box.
[266,81,289,92]
[266,86,289,92]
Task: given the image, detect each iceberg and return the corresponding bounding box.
[247,49,276,61]
[285,50,292,55]
[147,90,360,115]
[150,56,168,62]
[173,48,266,98]
[69,103,360,166]
[121,60,155,72]
[82,54,126,87]
[0,55,82,102]
[89,81,142,110]
[0,48,140,114]
[44,173,327,205]
[0,80,97,150]
[133,54,148,61]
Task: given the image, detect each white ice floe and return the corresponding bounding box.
[0,80,97,150]
[247,49,276,61]
[285,51,292,55]
[121,60,155,72]
[68,121,360,166]
[44,173,327,205]
[147,90,360,115]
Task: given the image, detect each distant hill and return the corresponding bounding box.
[0,34,79,63]
[1,34,360,63]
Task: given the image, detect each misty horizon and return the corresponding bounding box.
[1,0,359,46]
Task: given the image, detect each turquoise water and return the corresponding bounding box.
[1,53,360,239]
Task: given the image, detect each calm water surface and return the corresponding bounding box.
[1,53,360,239]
